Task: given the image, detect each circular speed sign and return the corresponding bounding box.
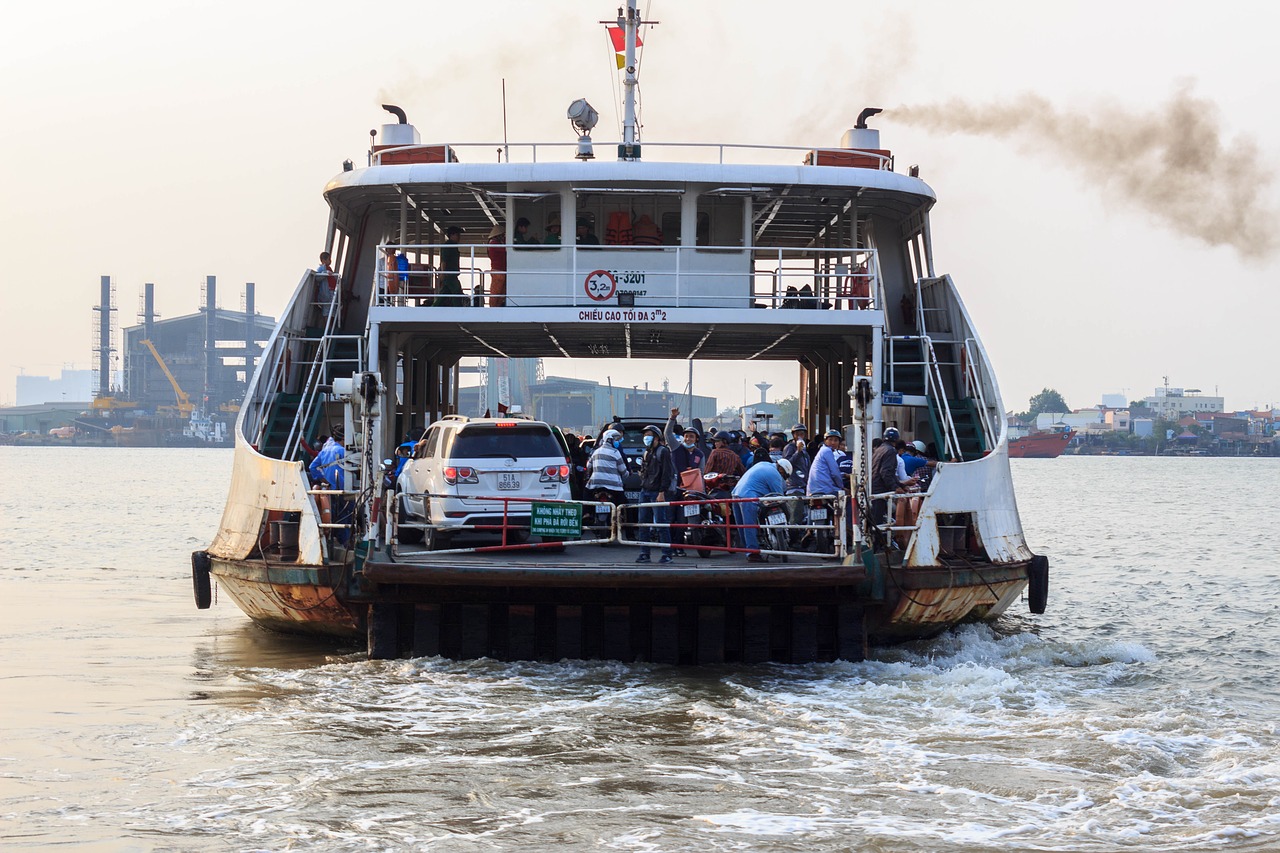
[584,269,617,302]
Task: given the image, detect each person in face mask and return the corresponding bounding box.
[586,429,628,502]
[667,421,707,557]
[635,424,676,563]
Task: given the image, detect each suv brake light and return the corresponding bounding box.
[539,464,568,483]
[443,466,480,485]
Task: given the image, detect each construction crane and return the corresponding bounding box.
[139,339,195,417]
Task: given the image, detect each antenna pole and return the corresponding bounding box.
[501,78,509,163]
[620,0,639,150]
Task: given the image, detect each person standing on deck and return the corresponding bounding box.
[665,409,706,557]
[635,424,676,564]
[486,225,507,307]
[807,429,844,499]
[434,227,465,306]
[731,457,791,562]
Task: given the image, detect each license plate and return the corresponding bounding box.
[625,491,640,501]
[683,504,701,518]
[498,473,521,490]
[767,513,786,526]
[809,508,828,521]
[596,503,612,515]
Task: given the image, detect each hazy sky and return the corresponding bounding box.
[3,1,1277,413]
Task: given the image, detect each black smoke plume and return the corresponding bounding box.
[892,86,1276,261]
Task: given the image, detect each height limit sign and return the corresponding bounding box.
[584,269,617,302]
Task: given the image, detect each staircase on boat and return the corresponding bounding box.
[883,276,995,461]
[255,294,364,461]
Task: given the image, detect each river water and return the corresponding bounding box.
[2,447,1278,851]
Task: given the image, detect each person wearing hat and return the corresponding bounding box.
[731,456,793,561]
[486,224,507,307]
[665,408,707,556]
[806,428,845,499]
[870,427,913,546]
[705,430,745,479]
[783,423,808,462]
[635,424,676,563]
[586,429,629,531]
[542,215,562,245]
[433,226,465,306]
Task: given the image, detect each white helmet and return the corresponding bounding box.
[776,458,793,477]
[602,429,622,443]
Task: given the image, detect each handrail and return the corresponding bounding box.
[371,140,898,168]
[921,335,963,461]
[963,337,998,451]
[373,242,882,311]
[283,282,345,460]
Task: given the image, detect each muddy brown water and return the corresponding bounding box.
[2,447,1278,850]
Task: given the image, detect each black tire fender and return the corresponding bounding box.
[191,550,212,610]
[1027,554,1049,614]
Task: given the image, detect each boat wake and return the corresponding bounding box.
[120,624,1280,850]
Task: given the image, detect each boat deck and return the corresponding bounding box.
[364,541,862,587]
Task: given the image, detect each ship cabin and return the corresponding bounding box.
[243,117,1006,542]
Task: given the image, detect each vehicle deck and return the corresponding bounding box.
[366,541,863,588]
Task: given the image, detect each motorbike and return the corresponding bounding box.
[691,472,738,557]
[758,493,791,562]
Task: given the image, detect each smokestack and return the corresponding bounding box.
[95,275,112,397]
[244,282,255,375]
[204,275,216,406]
[144,283,155,339]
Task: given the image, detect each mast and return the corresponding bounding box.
[619,0,640,159]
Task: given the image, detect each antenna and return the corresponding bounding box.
[501,78,509,163]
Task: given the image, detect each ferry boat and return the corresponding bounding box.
[192,2,1048,663]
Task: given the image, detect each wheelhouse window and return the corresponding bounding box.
[695,195,745,247]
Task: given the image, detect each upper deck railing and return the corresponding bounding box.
[371,141,893,170]
[371,243,881,312]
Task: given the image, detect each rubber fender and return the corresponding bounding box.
[191,550,212,610]
[1026,554,1049,614]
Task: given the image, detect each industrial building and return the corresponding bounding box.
[92,276,275,415]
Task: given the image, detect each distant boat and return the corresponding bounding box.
[1008,428,1075,458]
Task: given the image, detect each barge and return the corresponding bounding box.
[193,2,1047,662]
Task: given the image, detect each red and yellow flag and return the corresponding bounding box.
[606,26,642,69]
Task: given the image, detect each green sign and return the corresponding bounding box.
[530,502,582,538]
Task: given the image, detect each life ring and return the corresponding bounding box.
[1026,554,1049,614]
[191,550,212,610]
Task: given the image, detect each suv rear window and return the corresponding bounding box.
[445,425,564,459]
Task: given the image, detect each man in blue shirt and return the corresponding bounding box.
[308,434,345,490]
[807,429,844,497]
[731,457,791,561]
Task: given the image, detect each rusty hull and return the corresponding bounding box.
[209,557,360,637]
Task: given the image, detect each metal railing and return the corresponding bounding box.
[389,490,848,559]
[372,140,896,169]
[963,337,999,451]
[884,334,964,462]
[371,243,881,311]
[391,493,613,555]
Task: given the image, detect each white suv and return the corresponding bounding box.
[396,415,572,549]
